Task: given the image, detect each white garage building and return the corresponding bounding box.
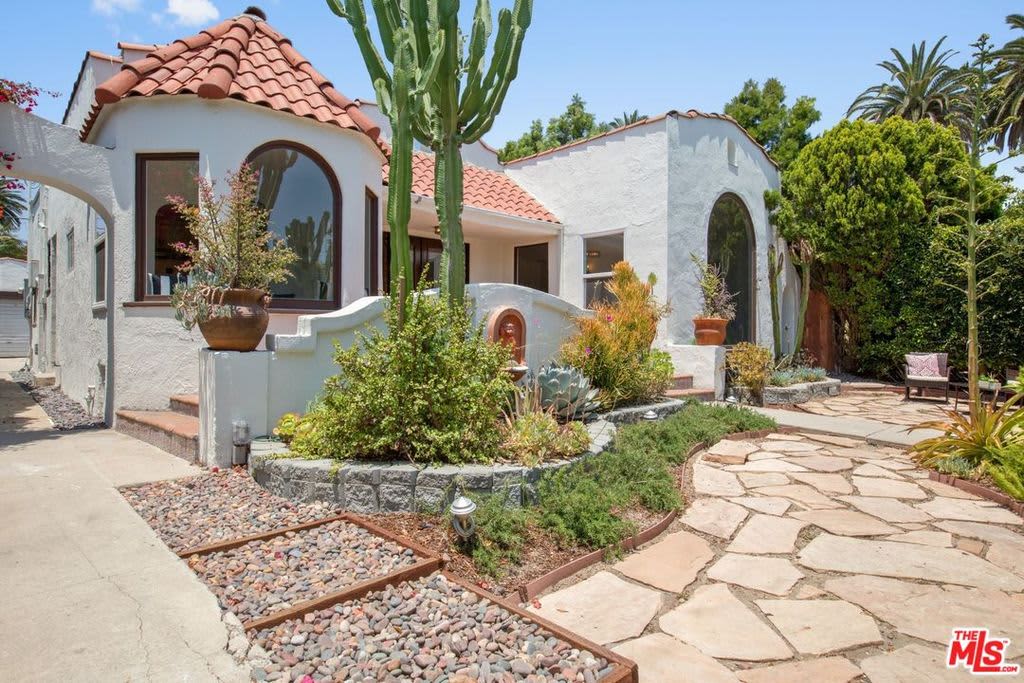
[0,257,29,358]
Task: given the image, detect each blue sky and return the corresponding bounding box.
[5,0,1024,237]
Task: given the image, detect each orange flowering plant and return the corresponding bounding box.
[560,262,674,408]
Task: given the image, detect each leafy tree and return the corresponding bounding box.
[992,14,1024,152]
[0,235,27,259]
[1,180,27,233]
[848,37,968,127]
[724,78,820,170]
[611,109,647,128]
[499,93,610,162]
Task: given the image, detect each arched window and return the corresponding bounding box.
[707,193,755,344]
[247,142,341,309]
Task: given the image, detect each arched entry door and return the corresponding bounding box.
[707,193,755,344]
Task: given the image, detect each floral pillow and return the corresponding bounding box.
[906,353,945,378]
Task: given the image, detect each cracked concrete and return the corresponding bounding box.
[0,363,248,682]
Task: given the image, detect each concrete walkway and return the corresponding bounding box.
[531,431,1024,682]
[0,360,248,682]
[751,406,943,448]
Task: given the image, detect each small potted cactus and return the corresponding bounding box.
[690,253,736,346]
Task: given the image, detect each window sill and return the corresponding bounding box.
[92,302,107,314]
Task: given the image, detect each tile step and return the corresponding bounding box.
[169,393,199,417]
[665,387,715,401]
[115,409,199,462]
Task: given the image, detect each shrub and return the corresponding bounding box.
[560,262,673,407]
[308,284,514,464]
[501,411,590,466]
[727,343,774,397]
[461,494,535,578]
[690,252,737,320]
[769,366,828,386]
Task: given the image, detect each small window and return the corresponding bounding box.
[727,139,738,167]
[66,225,75,271]
[95,213,107,239]
[95,238,106,303]
[515,243,549,293]
[46,235,56,294]
[365,190,379,296]
[583,233,623,307]
[135,154,199,300]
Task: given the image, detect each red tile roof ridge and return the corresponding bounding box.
[84,13,380,144]
[501,109,778,169]
[117,41,159,52]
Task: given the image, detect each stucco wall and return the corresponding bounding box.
[504,122,671,311]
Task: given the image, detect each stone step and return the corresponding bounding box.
[672,375,694,391]
[115,409,199,462]
[665,387,716,402]
[169,393,199,417]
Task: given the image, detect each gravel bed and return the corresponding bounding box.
[120,468,337,553]
[188,519,418,623]
[250,572,614,682]
[9,367,105,430]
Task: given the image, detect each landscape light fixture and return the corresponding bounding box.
[449,494,478,540]
[642,409,659,421]
[232,420,251,466]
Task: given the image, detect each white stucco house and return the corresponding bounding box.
[0,257,29,357]
[1,7,798,448]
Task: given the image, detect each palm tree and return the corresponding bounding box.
[0,180,27,234]
[992,14,1024,152]
[848,37,968,126]
[611,109,647,128]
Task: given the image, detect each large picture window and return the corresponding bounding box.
[135,154,199,300]
[248,142,341,309]
[583,233,623,308]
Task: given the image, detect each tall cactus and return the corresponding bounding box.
[328,0,533,304]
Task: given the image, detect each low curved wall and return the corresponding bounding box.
[249,419,616,513]
[762,378,841,406]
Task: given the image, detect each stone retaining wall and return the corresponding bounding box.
[249,419,616,513]
[762,378,842,406]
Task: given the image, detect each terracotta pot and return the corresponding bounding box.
[693,316,728,346]
[197,288,270,352]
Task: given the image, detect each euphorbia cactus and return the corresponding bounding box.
[327,0,534,303]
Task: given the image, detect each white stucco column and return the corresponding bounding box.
[199,348,271,469]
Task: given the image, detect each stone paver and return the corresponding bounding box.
[852,462,905,479]
[916,497,1023,525]
[727,496,791,516]
[859,644,969,682]
[798,534,1024,591]
[918,478,981,499]
[789,472,854,494]
[705,440,758,465]
[614,531,714,593]
[706,554,803,596]
[750,483,842,509]
[760,440,822,453]
[825,575,1024,658]
[614,633,738,683]
[838,495,933,523]
[693,463,745,497]
[884,530,952,547]
[737,472,789,488]
[727,514,806,554]
[725,459,808,473]
[755,599,883,655]
[736,657,862,683]
[531,571,662,645]
[785,454,852,472]
[790,509,899,536]
[934,519,1024,546]
[659,584,792,662]
[680,498,748,539]
[852,475,927,499]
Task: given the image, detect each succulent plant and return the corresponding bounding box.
[536,363,601,421]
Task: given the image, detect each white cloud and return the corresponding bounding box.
[91,0,142,16]
[166,0,219,26]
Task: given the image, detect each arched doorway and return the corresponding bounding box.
[707,193,755,344]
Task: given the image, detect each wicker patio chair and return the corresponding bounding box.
[904,352,951,403]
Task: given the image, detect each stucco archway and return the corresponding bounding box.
[707,192,756,344]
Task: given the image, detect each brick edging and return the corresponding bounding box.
[929,471,1024,518]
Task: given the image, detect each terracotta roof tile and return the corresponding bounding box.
[82,11,379,143]
[383,152,558,224]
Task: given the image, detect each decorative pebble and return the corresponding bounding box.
[119,468,336,552]
[250,573,611,682]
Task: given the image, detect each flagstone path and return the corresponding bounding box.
[797,388,962,427]
[530,432,1024,682]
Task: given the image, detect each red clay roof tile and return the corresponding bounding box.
[83,11,379,143]
[382,152,558,224]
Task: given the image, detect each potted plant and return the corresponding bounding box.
[690,253,736,345]
[168,164,296,352]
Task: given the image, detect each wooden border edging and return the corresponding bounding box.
[929,471,1024,517]
[243,556,443,632]
[176,513,352,558]
[344,512,444,561]
[443,571,639,683]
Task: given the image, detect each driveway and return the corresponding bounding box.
[0,361,249,682]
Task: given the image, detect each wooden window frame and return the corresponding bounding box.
[514,242,549,293]
[582,231,623,307]
[365,189,380,296]
[246,140,343,311]
[134,153,200,302]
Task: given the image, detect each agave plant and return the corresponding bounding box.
[911,392,1024,499]
[536,363,601,421]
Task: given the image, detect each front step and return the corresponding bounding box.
[665,387,716,401]
[671,375,694,390]
[169,393,199,417]
[116,409,199,462]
